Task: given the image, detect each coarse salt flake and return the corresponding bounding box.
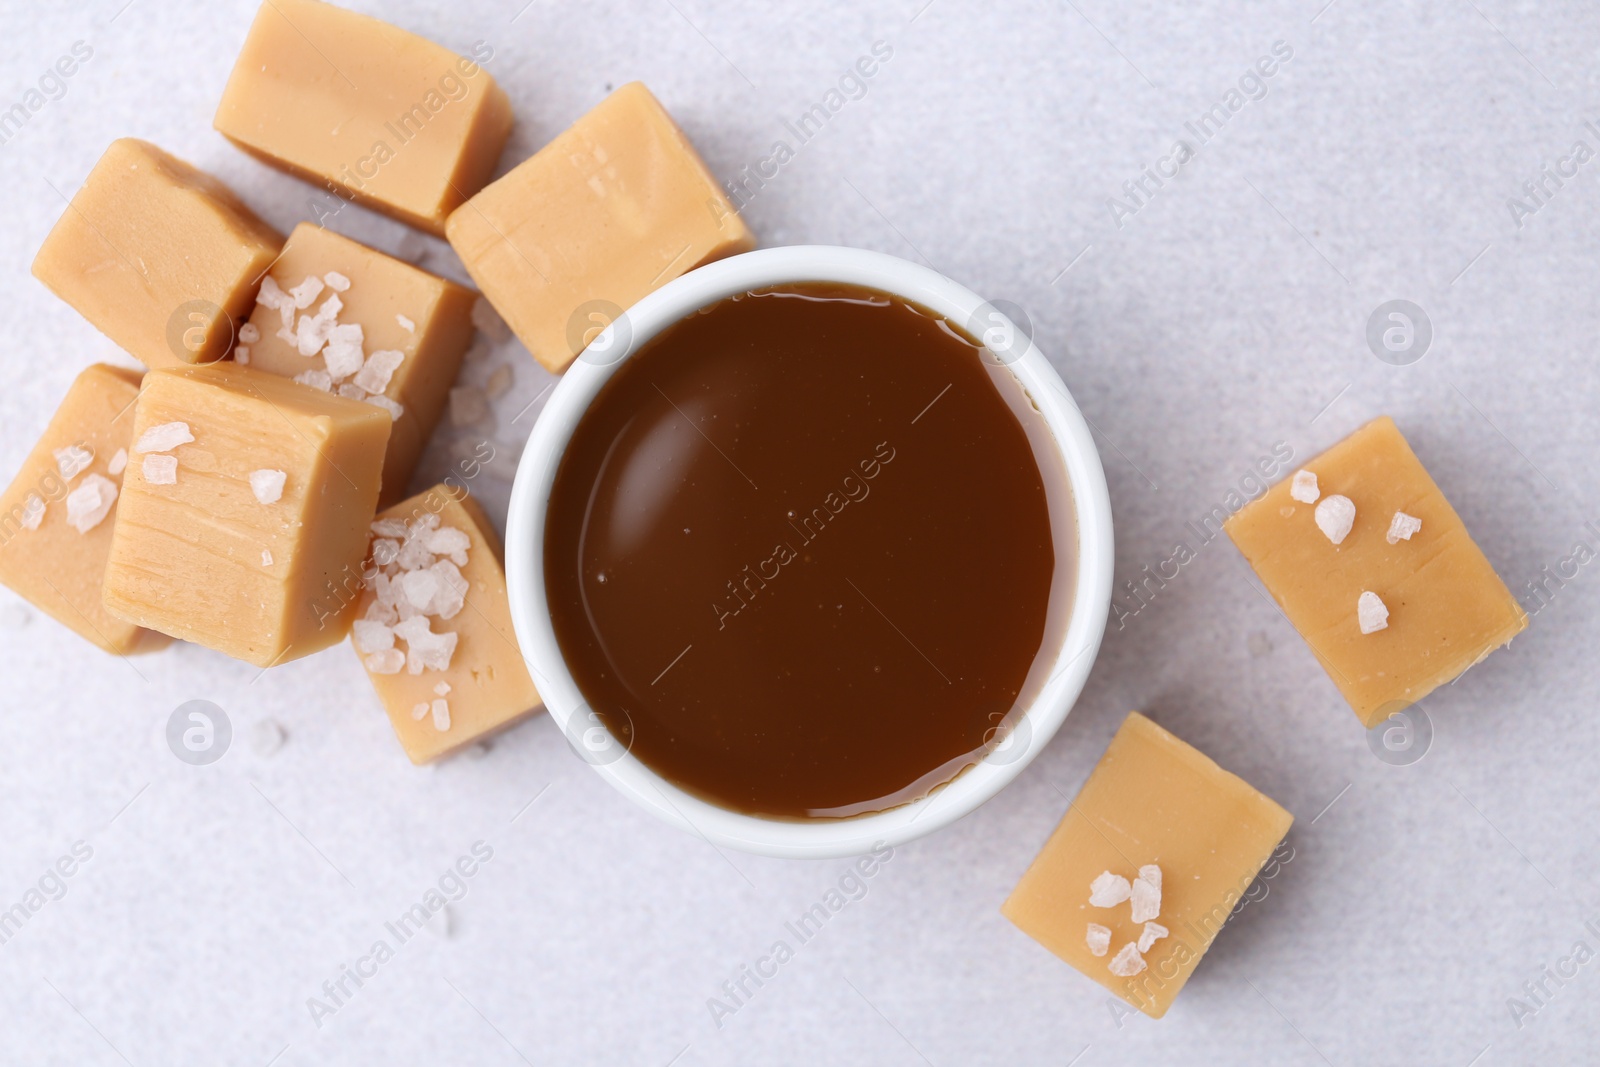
[1107,943,1146,978]
[1138,864,1162,890]
[365,395,403,421]
[1129,874,1162,923]
[1358,590,1389,634]
[1314,494,1356,545]
[396,313,415,332]
[65,473,118,533]
[1138,922,1168,953]
[1289,469,1320,504]
[322,341,366,381]
[353,619,395,653]
[293,369,333,392]
[19,494,44,531]
[142,454,178,485]
[431,698,451,731]
[1387,511,1422,544]
[135,421,193,453]
[249,469,287,505]
[234,346,250,365]
[261,550,273,566]
[54,444,94,481]
[366,649,405,675]
[323,271,351,292]
[433,681,451,696]
[108,449,127,476]
[353,349,404,395]
[411,702,430,720]
[1086,923,1111,957]
[337,383,367,401]
[289,275,324,309]
[238,322,261,344]
[1088,871,1132,908]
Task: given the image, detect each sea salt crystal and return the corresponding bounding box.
[1138,864,1162,890]
[370,538,401,568]
[431,698,451,731]
[412,702,429,720]
[1314,494,1356,545]
[1086,924,1111,957]
[1088,871,1132,908]
[238,322,261,344]
[371,517,409,539]
[401,568,441,609]
[65,474,118,533]
[1107,943,1146,978]
[1387,511,1422,544]
[428,559,468,619]
[295,309,334,356]
[234,346,251,365]
[1138,922,1168,953]
[135,421,192,453]
[256,275,290,311]
[352,619,395,653]
[288,275,325,309]
[449,385,488,427]
[293,369,333,392]
[1358,590,1389,634]
[1289,469,1320,504]
[393,616,459,674]
[366,649,405,674]
[365,395,403,421]
[424,526,471,561]
[249,468,287,504]
[396,535,436,572]
[323,271,351,292]
[142,454,178,485]
[471,297,510,340]
[54,444,94,480]
[396,313,415,332]
[322,340,366,380]
[1129,874,1162,923]
[327,323,363,345]
[108,449,127,476]
[433,681,451,696]
[337,383,367,401]
[19,494,44,531]
[261,550,272,566]
[353,349,405,396]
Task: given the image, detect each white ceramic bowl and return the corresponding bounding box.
[505,246,1113,859]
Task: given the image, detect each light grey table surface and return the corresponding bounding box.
[2,1,1597,1064]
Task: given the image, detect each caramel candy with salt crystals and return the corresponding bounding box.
[1225,416,1527,727]
[1003,712,1293,1018]
[240,223,475,505]
[446,82,753,373]
[102,363,389,666]
[0,365,167,655]
[214,0,513,236]
[352,486,540,764]
[31,139,282,369]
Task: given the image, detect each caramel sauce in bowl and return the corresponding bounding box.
[506,247,1113,859]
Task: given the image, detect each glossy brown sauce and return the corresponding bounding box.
[545,284,1070,818]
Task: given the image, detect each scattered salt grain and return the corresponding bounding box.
[1107,943,1146,978]
[1289,469,1320,504]
[142,454,178,485]
[1138,922,1168,953]
[401,568,441,610]
[428,560,468,619]
[239,322,261,344]
[322,340,365,380]
[449,385,489,427]
[288,275,325,309]
[257,275,290,311]
[1086,924,1111,957]
[337,383,367,401]
[1129,873,1162,923]
[54,444,94,481]
[135,421,192,453]
[1089,871,1132,908]
[431,698,451,731]
[485,363,514,399]
[424,526,470,562]
[1138,864,1162,890]
[471,297,510,340]
[1314,494,1356,545]
[234,346,250,365]
[411,702,430,720]
[1387,511,1422,544]
[364,395,403,421]
[19,494,44,531]
[323,270,351,292]
[353,349,404,395]
[108,449,127,476]
[261,550,272,566]
[1358,590,1389,634]
[352,619,395,653]
[366,649,405,674]
[293,369,333,392]
[249,468,286,505]
[392,615,459,673]
[433,681,451,696]
[371,517,409,539]
[65,474,118,533]
[396,313,415,332]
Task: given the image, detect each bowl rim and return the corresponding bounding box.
[505,245,1114,859]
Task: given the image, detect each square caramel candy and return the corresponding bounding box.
[446,82,753,373]
[32,138,282,369]
[214,0,513,236]
[0,365,167,655]
[351,486,540,763]
[240,222,475,505]
[1002,712,1293,1018]
[1226,416,1527,727]
[102,364,390,666]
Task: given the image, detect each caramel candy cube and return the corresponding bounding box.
[32,138,282,369]
[1003,712,1293,1018]
[446,82,753,373]
[0,365,167,655]
[1226,416,1527,727]
[214,0,513,236]
[241,223,475,504]
[352,486,540,763]
[102,364,390,666]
